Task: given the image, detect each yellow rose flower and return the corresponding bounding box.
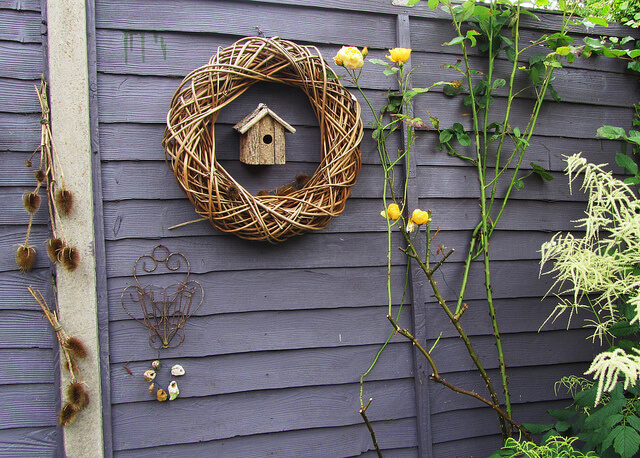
[410,209,431,225]
[386,47,412,63]
[381,203,401,220]
[333,46,365,70]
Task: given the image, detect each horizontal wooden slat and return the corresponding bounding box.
[0,427,56,457]
[0,112,40,152]
[111,379,415,451]
[0,268,52,311]
[0,310,55,349]
[114,417,417,457]
[96,0,397,48]
[0,348,55,385]
[105,232,407,278]
[0,9,41,43]
[108,305,411,363]
[428,329,599,374]
[0,78,40,113]
[108,265,409,320]
[0,42,43,79]
[428,362,592,414]
[0,384,57,430]
[110,342,413,403]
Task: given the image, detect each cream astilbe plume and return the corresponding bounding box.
[540,153,640,342]
[584,348,640,405]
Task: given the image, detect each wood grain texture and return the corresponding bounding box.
[0,427,57,458]
[108,305,411,363]
[0,9,41,43]
[0,348,55,385]
[0,42,44,79]
[0,310,55,349]
[0,384,57,430]
[114,417,418,457]
[0,113,40,152]
[0,78,40,113]
[110,379,415,451]
[0,268,51,311]
[110,342,413,403]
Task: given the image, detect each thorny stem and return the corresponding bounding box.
[360,399,383,458]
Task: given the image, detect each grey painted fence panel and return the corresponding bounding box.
[114,417,418,458]
[88,0,637,455]
[0,3,58,455]
[110,379,415,451]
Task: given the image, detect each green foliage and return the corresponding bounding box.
[488,435,597,458]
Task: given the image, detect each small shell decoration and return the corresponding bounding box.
[156,388,168,402]
[152,360,161,370]
[171,364,185,376]
[143,369,156,382]
[168,381,179,401]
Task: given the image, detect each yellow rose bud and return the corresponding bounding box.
[386,47,412,63]
[410,209,430,225]
[333,46,365,70]
[381,203,401,220]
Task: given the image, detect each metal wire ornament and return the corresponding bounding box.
[121,245,203,349]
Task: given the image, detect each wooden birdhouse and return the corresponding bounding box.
[233,103,296,165]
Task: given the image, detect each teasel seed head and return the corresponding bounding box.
[23,191,41,214]
[55,188,74,215]
[60,246,80,272]
[46,238,65,264]
[295,173,310,189]
[226,184,240,201]
[15,245,36,272]
[67,382,90,409]
[58,403,79,427]
[35,169,46,183]
[64,336,88,359]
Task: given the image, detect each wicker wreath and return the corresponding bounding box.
[163,37,363,243]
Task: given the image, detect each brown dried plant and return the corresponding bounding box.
[28,286,89,427]
[17,78,79,273]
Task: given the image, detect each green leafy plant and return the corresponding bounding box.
[535,154,640,457]
[488,434,598,457]
[332,0,604,453]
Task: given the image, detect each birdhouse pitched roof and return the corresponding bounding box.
[233,103,296,135]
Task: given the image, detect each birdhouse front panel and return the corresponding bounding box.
[239,115,286,165]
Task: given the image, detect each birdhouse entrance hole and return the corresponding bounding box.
[263,134,273,144]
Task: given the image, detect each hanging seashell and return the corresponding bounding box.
[171,364,185,376]
[151,360,161,370]
[168,381,179,400]
[143,369,156,383]
[156,388,167,402]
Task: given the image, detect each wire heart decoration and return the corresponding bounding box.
[121,245,203,349]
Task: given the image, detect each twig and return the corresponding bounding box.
[360,398,383,458]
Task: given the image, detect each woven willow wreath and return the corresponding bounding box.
[163,37,363,243]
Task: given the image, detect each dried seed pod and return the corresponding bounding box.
[295,173,310,189]
[148,383,155,394]
[257,189,270,197]
[168,381,179,401]
[15,245,36,272]
[60,246,80,272]
[226,184,240,201]
[143,370,156,383]
[156,388,168,402]
[67,382,90,409]
[55,188,74,215]
[171,364,185,376]
[46,238,65,263]
[64,337,88,359]
[23,191,41,214]
[35,169,46,182]
[151,360,161,370]
[58,403,79,427]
